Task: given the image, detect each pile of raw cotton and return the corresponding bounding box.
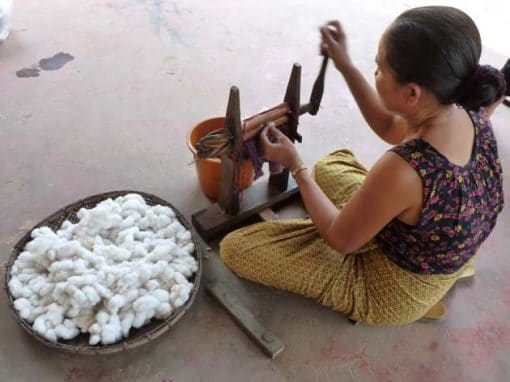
[8,193,198,345]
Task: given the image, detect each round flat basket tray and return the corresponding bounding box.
[4,190,202,355]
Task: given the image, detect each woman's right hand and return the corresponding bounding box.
[320,21,351,72]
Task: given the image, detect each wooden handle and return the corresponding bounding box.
[242,103,289,134]
[308,56,328,115]
[243,115,289,141]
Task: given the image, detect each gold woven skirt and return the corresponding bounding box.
[220,149,467,325]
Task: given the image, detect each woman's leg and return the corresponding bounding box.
[220,149,371,317]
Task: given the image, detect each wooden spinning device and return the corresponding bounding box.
[193,58,328,241]
[192,58,329,358]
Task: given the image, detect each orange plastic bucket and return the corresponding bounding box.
[187,117,255,200]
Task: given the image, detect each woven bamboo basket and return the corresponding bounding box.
[4,190,202,355]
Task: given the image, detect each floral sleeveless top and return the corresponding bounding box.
[377,109,504,274]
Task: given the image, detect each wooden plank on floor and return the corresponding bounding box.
[205,277,285,359]
[195,234,285,359]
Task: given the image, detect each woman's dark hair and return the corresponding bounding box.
[383,6,507,110]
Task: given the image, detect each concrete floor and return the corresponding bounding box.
[1,0,509,381]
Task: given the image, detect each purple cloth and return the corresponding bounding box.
[243,138,284,180]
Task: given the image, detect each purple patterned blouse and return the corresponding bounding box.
[377,109,504,274]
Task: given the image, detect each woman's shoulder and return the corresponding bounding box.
[388,138,434,172]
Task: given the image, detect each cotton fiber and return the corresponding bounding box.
[8,194,198,345]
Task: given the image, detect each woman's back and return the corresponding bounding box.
[378,108,504,274]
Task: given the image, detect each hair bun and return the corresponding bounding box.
[456,64,507,110]
[501,59,510,97]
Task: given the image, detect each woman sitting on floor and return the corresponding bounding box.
[220,6,507,325]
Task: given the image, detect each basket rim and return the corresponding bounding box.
[4,190,202,355]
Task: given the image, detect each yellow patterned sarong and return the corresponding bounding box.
[220,149,468,325]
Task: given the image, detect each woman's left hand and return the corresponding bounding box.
[259,124,303,171]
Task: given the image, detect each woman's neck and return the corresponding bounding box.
[405,104,457,139]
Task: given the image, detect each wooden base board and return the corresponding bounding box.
[192,177,299,241]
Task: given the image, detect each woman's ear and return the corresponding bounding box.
[404,83,422,106]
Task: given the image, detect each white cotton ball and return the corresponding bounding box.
[55,319,79,340]
[94,283,113,300]
[8,277,32,299]
[89,334,101,345]
[115,227,137,246]
[137,217,151,231]
[132,295,159,313]
[114,196,125,204]
[78,249,106,268]
[176,230,192,243]
[154,302,172,319]
[46,303,65,325]
[162,221,182,237]
[93,235,106,248]
[14,298,33,321]
[16,273,38,283]
[121,272,140,290]
[124,289,139,303]
[101,316,122,345]
[122,199,147,215]
[28,275,53,297]
[170,284,191,309]
[123,193,146,204]
[96,245,131,263]
[67,304,80,318]
[16,251,37,267]
[51,282,67,302]
[45,329,58,343]
[147,244,175,263]
[24,306,45,322]
[138,264,153,284]
[76,208,88,220]
[25,236,58,260]
[73,259,88,274]
[30,227,54,239]
[132,311,147,328]
[19,266,40,275]
[73,228,95,250]
[82,286,101,306]
[89,323,101,334]
[170,262,193,278]
[67,274,98,287]
[153,214,172,231]
[33,315,48,336]
[151,261,167,279]
[151,289,170,303]
[120,311,134,337]
[28,294,40,306]
[86,203,122,233]
[107,294,126,314]
[48,259,75,274]
[145,279,160,291]
[119,216,137,230]
[96,310,110,325]
[56,221,75,240]
[52,270,75,283]
[145,309,155,322]
[152,205,175,218]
